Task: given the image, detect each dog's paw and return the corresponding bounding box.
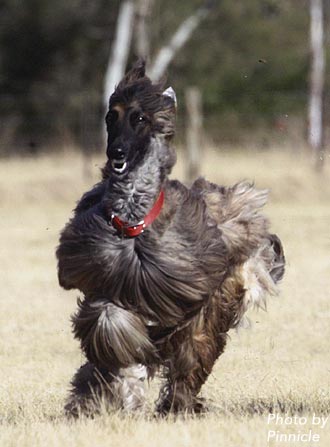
[64,395,100,419]
[155,395,208,417]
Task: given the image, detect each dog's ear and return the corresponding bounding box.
[121,59,146,85]
[154,86,177,141]
[162,87,177,110]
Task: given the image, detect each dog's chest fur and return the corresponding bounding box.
[57,180,228,328]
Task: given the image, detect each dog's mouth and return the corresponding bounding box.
[111,159,128,174]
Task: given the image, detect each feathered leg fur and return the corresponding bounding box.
[57,62,285,417]
[65,300,156,417]
[65,362,148,417]
[65,362,115,417]
[156,284,245,415]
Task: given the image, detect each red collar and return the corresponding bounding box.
[110,190,165,238]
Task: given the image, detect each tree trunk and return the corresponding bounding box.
[309,0,325,170]
[80,93,96,181]
[185,87,203,183]
[135,0,154,62]
[103,1,135,108]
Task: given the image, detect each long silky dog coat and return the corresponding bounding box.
[57,61,285,416]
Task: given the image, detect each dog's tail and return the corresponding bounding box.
[72,299,157,369]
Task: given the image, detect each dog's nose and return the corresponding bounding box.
[112,147,126,160]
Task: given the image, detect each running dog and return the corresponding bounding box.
[57,60,285,417]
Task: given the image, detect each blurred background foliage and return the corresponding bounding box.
[0,0,329,154]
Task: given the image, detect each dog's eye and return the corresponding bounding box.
[130,112,146,128]
[106,110,119,128]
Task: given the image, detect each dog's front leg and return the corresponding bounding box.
[65,362,116,418]
[66,299,157,417]
[65,362,148,417]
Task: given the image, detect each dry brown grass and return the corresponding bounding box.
[1,147,329,446]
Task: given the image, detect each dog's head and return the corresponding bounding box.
[105,60,177,178]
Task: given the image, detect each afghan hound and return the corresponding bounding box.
[56,60,285,417]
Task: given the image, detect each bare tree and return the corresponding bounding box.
[103,1,135,107]
[135,0,154,61]
[309,0,325,170]
[105,1,214,89]
[148,2,214,81]
[185,87,203,183]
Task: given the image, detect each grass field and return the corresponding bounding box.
[0,147,329,446]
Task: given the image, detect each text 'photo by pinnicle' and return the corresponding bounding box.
[56,59,285,417]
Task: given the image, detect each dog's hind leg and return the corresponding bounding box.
[156,311,227,415]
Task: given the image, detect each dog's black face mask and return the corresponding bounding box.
[106,104,153,176]
[105,60,176,178]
